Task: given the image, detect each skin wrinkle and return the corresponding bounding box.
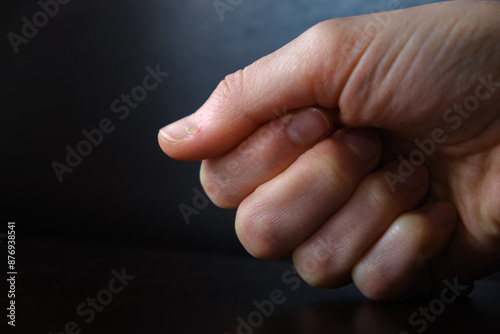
[248,39,314,123]
[237,196,282,258]
[377,21,423,94]
[305,24,344,110]
[386,23,448,122]
[356,20,442,129]
[312,215,375,282]
[410,15,462,87]
[337,28,382,125]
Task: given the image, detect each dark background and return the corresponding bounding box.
[3,1,500,334]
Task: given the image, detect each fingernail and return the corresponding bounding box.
[425,201,456,228]
[286,108,331,146]
[343,129,379,163]
[159,115,199,142]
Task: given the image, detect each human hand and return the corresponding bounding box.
[158,1,500,300]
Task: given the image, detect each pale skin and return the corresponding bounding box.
[158,1,500,301]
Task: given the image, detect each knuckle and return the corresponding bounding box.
[296,259,331,288]
[213,69,246,106]
[200,161,239,209]
[235,203,282,260]
[294,242,351,289]
[303,20,335,43]
[355,261,399,301]
[359,278,394,302]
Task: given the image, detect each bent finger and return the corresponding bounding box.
[352,201,457,301]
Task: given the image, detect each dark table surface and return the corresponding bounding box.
[10,239,500,334]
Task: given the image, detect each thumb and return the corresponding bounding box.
[158,15,376,161]
[158,1,497,161]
